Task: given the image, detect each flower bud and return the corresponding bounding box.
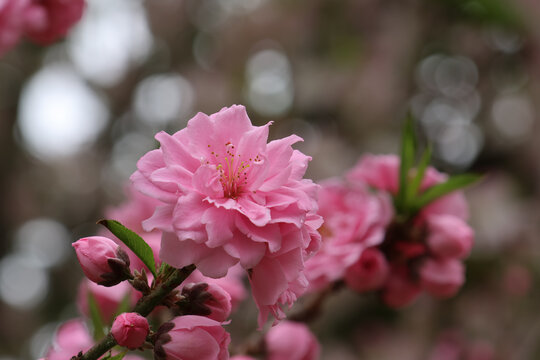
[381,269,421,308]
[179,282,232,322]
[154,315,230,360]
[266,321,320,360]
[344,248,389,292]
[111,312,149,350]
[426,215,473,259]
[419,258,464,298]
[72,236,131,286]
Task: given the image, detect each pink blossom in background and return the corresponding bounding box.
[0,0,28,56]
[105,186,162,271]
[265,321,320,360]
[347,154,469,222]
[132,105,321,326]
[77,279,136,324]
[154,315,230,360]
[111,312,149,350]
[0,0,85,57]
[419,258,464,298]
[304,179,392,292]
[344,248,390,292]
[426,215,473,259]
[381,267,422,308]
[45,319,93,360]
[345,154,474,306]
[23,0,85,44]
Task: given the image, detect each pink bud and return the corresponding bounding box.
[181,282,232,322]
[111,312,149,350]
[381,269,421,308]
[154,315,230,360]
[72,236,130,286]
[344,248,389,292]
[420,258,464,298]
[266,321,320,360]
[426,215,473,259]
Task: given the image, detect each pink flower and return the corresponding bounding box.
[104,185,162,271]
[265,321,320,360]
[77,278,137,324]
[72,236,131,286]
[304,179,392,292]
[45,319,93,360]
[111,312,149,350]
[154,315,230,360]
[419,258,464,298]
[132,105,321,325]
[344,248,390,292]
[230,357,256,360]
[426,215,473,259]
[23,0,85,45]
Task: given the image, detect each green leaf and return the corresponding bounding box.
[114,293,132,318]
[88,291,105,340]
[98,219,157,277]
[102,352,127,360]
[406,144,432,205]
[397,113,417,211]
[412,173,482,211]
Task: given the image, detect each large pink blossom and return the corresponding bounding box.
[132,105,321,325]
[304,179,392,292]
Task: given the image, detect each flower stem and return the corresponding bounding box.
[76,264,196,360]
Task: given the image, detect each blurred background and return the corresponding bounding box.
[1,0,540,358]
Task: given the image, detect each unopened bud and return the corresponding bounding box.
[111,312,149,350]
[72,236,131,286]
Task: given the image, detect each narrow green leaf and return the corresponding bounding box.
[98,219,157,277]
[406,144,432,205]
[88,291,105,340]
[108,352,127,360]
[114,293,132,318]
[397,113,417,211]
[413,173,482,211]
[102,352,126,360]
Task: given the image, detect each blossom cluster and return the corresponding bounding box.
[53,105,476,360]
[0,0,85,56]
[304,154,474,307]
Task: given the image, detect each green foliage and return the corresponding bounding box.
[98,219,157,277]
[396,113,481,217]
[88,292,105,340]
[437,0,524,30]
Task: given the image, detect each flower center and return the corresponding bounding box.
[208,142,260,199]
